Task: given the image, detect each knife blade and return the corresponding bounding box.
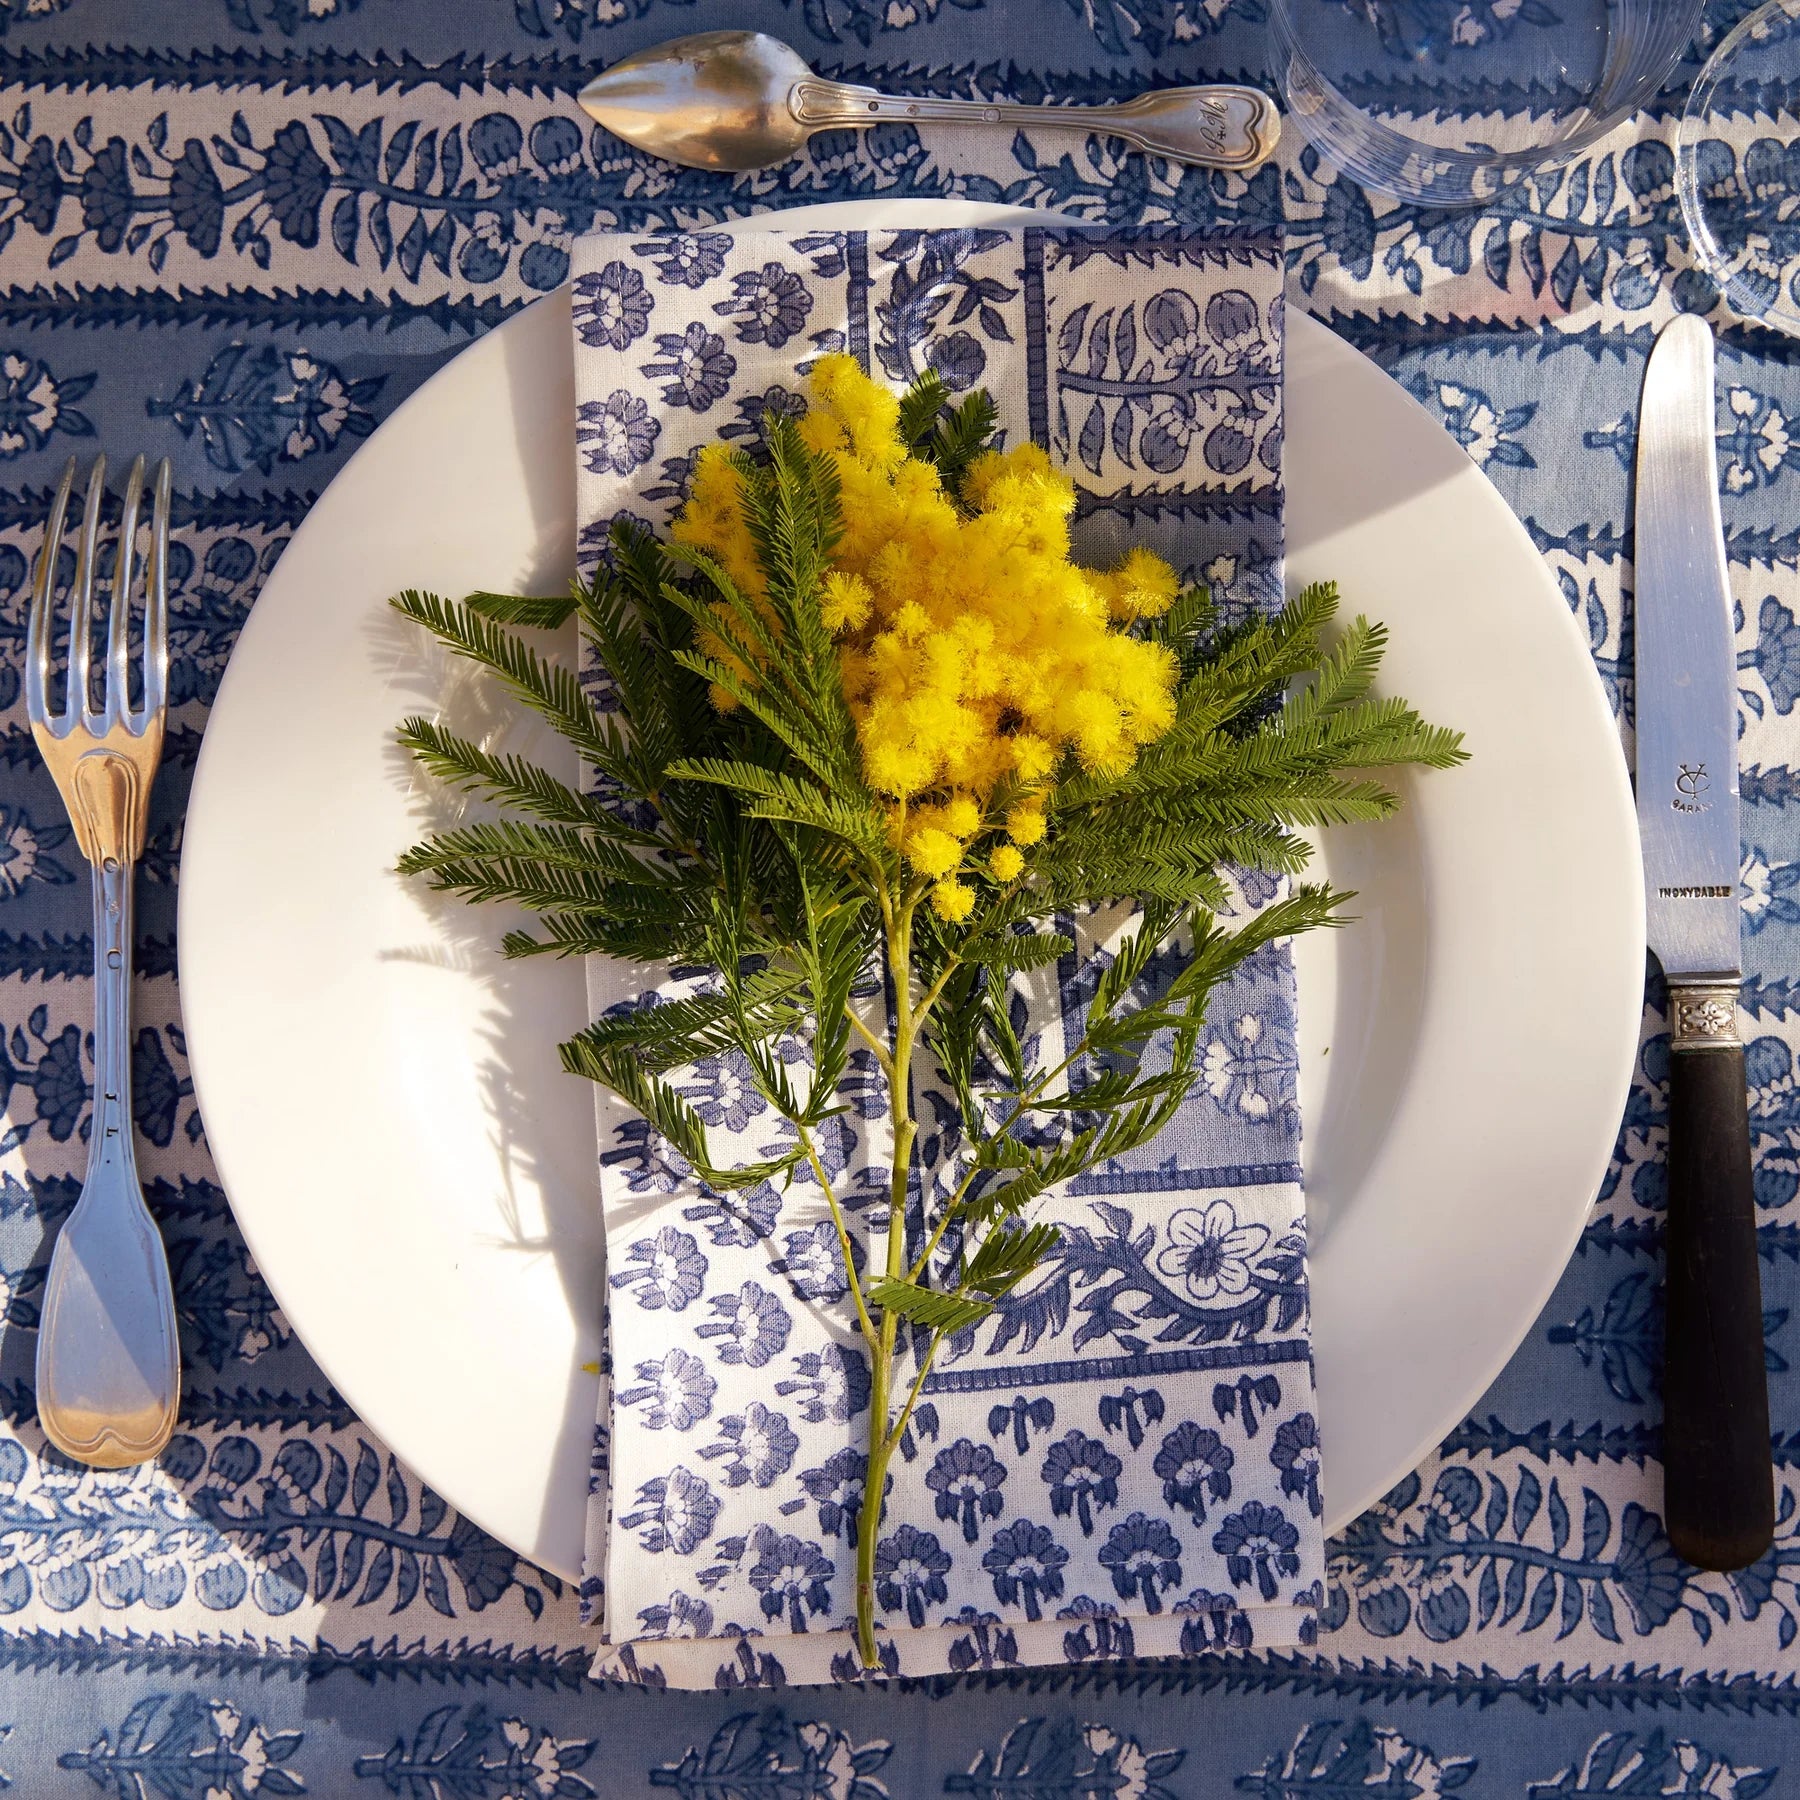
[1635,313,1773,1571]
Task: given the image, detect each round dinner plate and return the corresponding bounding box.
[181,200,1644,1581]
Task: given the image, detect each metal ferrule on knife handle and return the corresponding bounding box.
[1635,316,1774,1573]
[1669,981,1742,1051]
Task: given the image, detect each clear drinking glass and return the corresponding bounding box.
[1268,0,1703,207]
[1678,0,1800,336]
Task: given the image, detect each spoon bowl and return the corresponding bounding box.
[580,30,816,174]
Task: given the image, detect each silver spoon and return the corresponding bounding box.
[578,30,1279,175]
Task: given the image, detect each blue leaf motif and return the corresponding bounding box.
[651,1714,890,1800]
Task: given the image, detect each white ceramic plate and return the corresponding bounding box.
[180,201,1644,1581]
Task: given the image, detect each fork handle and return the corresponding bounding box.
[35,851,180,1466]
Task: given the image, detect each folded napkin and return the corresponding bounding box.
[570,223,1320,1687]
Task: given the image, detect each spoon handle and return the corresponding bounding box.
[789,79,1279,171]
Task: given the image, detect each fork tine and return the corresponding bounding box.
[68,454,106,727]
[106,455,146,729]
[139,459,171,728]
[26,457,76,728]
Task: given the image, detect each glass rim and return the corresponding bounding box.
[1677,0,1800,334]
[1270,0,1705,207]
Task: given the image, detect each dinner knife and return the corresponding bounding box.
[1635,314,1774,1570]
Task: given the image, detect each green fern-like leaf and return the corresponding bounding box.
[466,591,580,629]
[866,1278,994,1337]
[961,932,1073,974]
[395,717,640,833]
[962,1221,1060,1298]
[390,589,641,790]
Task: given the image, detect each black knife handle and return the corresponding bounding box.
[1663,987,1773,1571]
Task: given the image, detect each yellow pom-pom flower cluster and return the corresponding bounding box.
[673,354,1182,920]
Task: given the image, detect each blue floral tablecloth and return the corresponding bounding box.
[0,2,1795,1793]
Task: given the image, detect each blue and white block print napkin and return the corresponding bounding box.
[569,224,1320,1687]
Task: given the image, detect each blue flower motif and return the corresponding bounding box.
[578,390,660,478]
[1099,1512,1183,1613]
[716,262,813,348]
[778,1218,860,1302]
[522,238,570,291]
[1611,1502,1690,1633]
[604,1116,693,1196]
[925,1439,1006,1544]
[33,1022,87,1142]
[1740,847,1800,935]
[747,1526,834,1632]
[1200,999,1298,1127]
[1202,417,1255,477]
[1154,1200,1270,1304]
[799,1447,868,1541]
[1140,396,1201,476]
[927,328,985,392]
[1205,288,1261,350]
[167,137,224,256]
[17,135,62,235]
[643,322,737,412]
[942,1606,1020,1674]
[458,229,507,286]
[776,1341,871,1424]
[147,345,379,473]
[700,1402,799,1489]
[685,1180,782,1250]
[1270,1413,1323,1518]
[1096,1385,1164,1450]
[1152,1420,1234,1523]
[982,1520,1068,1622]
[1212,1499,1300,1602]
[1175,1587,1253,1652]
[634,231,730,289]
[1720,385,1800,493]
[0,804,71,898]
[260,121,330,246]
[620,1465,718,1555]
[529,115,584,173]
[0,352,94,459]
[1057,1594,1134,1663]
[609,1226,707,1312]
[79,136,132,253]
[1750,596,1800,716]
[637,1589,714,1639]
[616,1347,716,1431]
[875,1522,952,1628]
[573,259,653,351]
[695,1280,791,1368]
[131,1027,191,1149]
[467,113,523,174]
[678,1049,767,1132]
[1412,1559,1471,1642]
[1142,287,1202,370]
[717,382,805,446]
[1040,1430,1120,1537]
[1409,378,1536,470]
[447,1515,518,1609]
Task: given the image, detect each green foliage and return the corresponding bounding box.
[465,590,580,629]
[898,367,1001,492]
[865,1278,993,1337]
[392,364,1466,1668]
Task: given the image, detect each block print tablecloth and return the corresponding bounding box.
[0,1,1796,1792]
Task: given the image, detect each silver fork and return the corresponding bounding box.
[27,454,178,1467]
